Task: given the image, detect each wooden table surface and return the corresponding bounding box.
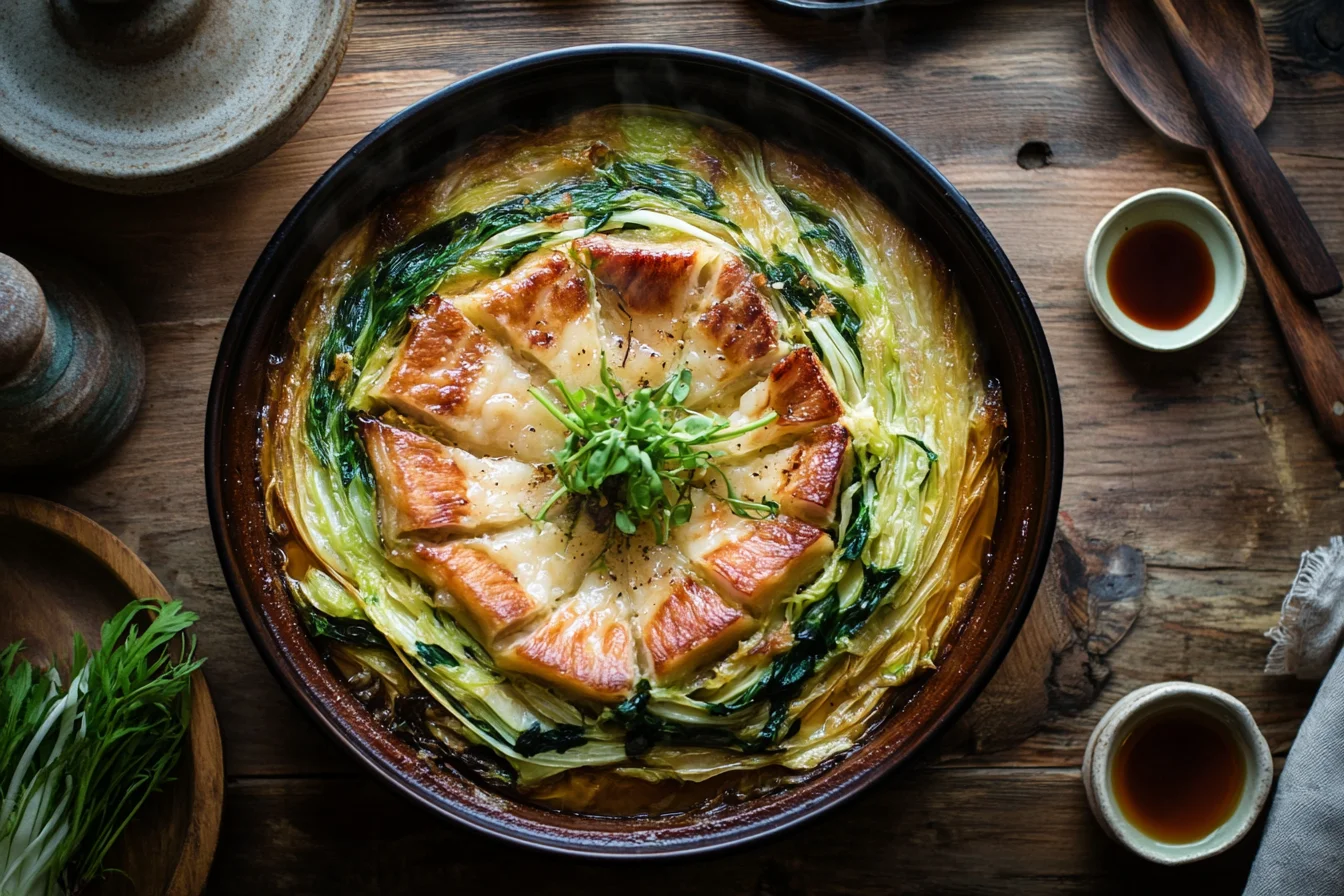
[5,1,1344,892]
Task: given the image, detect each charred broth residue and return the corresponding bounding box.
[1110,707,1245,843]
[1107,220,1215,330]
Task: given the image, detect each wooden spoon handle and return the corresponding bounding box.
[1152,0,1341,301]
[1208,150,1344,449]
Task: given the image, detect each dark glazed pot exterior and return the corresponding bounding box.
[206,45,1063,859]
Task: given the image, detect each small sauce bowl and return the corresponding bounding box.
[1085,188,1246,351]
[1082,682,1273,865]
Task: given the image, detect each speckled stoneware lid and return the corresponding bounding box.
[0,0,355,194]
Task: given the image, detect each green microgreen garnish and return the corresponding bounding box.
[528,362,779,543]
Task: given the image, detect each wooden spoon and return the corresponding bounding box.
[1148,0,1339,301]
[1090,0,1338,300]
[1089,0,1344,449]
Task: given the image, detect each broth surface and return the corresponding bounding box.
[1111,707,1245,844]
[1107,220,1214,330]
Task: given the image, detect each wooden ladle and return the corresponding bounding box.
[1089,0,1344,449]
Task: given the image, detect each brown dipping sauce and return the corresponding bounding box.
[1110,707,1246,844]
[1107,220,1215,330]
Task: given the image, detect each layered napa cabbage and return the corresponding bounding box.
[262,107,1004,809]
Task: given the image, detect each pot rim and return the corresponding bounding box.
[205,43,1064,858]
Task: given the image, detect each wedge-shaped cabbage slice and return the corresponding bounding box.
[576,234,712,389]
[394,541,547,645]
[624,535,755,684]
[361,418,553,539]
[673,493,833,616]
[453,249,605,389]
[713,347,844,455]
[713,423,852,529]
[368,295,565,462]
[497,568,636,702]
[679,254,784,407]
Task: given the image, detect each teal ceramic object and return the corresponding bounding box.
[0,252,144,469]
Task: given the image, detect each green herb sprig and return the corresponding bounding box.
[0,599,202,896]
[528,364,779,543]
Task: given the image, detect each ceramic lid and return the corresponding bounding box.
[0,0,354,194]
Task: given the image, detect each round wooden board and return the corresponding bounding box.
[0,494,222,896]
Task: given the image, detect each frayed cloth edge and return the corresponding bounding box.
[1265,536,1344,677]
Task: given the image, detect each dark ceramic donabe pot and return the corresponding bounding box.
[206,45,1063,858]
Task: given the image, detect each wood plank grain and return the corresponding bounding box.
[209,769,1260,895]
[0,1,1338,782]
[0,0,1342,890]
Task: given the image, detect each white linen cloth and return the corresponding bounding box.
[1244,537,1344,895]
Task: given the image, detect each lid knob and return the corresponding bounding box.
[49,0,211,64]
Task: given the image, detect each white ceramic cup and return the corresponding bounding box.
[1082,682,1273,865]
[1085,188,1247,351]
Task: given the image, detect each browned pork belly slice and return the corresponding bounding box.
[679,253,784,407]
[713,347,845,455]
[497,569,636,702]
[575,234,713,390]
[361,418,551,539]
[392,518,606,649]
[395,541,547,644]
[368,294,565,462]
[714,423,852,529]
[623,534,756,684]
[763,346,845,429]
[673,494,834,616]
[453,249,606,388]
[578,234,704,317]
[699,518,833,615]
[639,575,754,683]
